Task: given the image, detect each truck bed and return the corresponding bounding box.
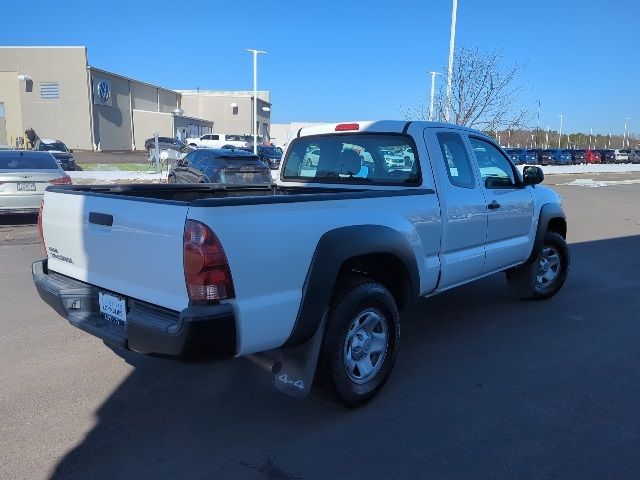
[47,184,432,206]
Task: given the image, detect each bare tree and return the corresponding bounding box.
[402,46,531,131]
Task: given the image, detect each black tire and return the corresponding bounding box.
[315,277,400,407]
[508,231,569,301]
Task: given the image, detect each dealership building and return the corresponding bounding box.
[0,46,271,150]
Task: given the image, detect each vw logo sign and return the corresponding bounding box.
[97,81,110,104]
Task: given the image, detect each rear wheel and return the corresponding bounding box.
[315,278,399,407]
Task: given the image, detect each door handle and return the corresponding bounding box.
[487,201,501,210]
[89,212,113,227]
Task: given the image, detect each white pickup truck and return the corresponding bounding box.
[185,133,250,149]
[33,121,569,407]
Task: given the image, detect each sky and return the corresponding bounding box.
[3,0,638,135]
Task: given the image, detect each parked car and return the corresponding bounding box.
[551,150,573,165]
[536,149,556,165]
[167,148,272,185]
[34,120,568,407]
[584,149,601,164]
[569,149,586,164]
[144,137,185,152]
[614,149,630,163]
[381,148,406,168]
[33,139,76,171]
[0,150,71,214]
[629,150,640,163]
[256,145,283,170]
[505,148,538,165]
[598,149,616,163]
[185,134,250,149]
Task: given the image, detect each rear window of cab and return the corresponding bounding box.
[281,134,421,186]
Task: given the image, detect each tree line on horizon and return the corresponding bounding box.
[401,45,637,150]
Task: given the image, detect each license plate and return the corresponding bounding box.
[17,182,36,192]
[99,291,127,326]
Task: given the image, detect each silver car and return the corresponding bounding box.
[0,151,71,214]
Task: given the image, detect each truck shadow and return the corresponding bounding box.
[50,235,640,480]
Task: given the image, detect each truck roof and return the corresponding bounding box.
[295,120,489,139]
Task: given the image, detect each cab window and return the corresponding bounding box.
[469,137,519,189]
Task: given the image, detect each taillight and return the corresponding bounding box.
[37,200,46,256]
[49,175,72,185]
[335,123,360,131]
[183,220,235,302]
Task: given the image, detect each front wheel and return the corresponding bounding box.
[507,231,569,300]
[315,278,399,407]
[532,232,569,299]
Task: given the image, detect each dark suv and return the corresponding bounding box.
[144,137,185,152]
[33,139,76,171]
[256,145,283,170]
[504,148,538,165]
[536,149,556,165]
[598,150,616,163]
[168,148,272,185]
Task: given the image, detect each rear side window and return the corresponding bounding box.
[281,134,420,186]
[0,152,59,170]
[436,132,475,189]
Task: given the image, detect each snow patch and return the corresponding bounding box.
[68,170,168,184]
[517,164,640,175]
[561,178,640,188]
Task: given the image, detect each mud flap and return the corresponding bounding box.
[270,310,328,398]
[506,260,537,299]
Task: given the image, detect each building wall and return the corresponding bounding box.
[131,82,157,111]
[91,70,133,150]
[132,110,173,148]
[180,94,270,136]
[270,122,323,145]
[90,69,181,150]
[0,47,93,149]
[0,72,22,146]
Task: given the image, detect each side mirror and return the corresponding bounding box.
[68,149,74,153]
[523,165,544,185]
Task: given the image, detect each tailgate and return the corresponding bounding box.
[42,191,190,312]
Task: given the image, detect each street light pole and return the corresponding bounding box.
[245,48,267,154]
[558,114,563,149]
[536,99,540,148]
[428,71,441,121]
[546,125,550,149]
[445,0,458,123]
[624,117,631,148]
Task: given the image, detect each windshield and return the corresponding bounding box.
[39,142,68,152]
[0,152,60,170]
[282,133,420,186]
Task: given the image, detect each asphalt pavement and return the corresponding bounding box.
[1,182,639,480]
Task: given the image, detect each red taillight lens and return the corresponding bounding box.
[49,175,72,185]
[183,220,235,302]
[335,123,360,132]
[37,200,46,256]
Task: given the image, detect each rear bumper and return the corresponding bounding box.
[0,193,43,213]
[32,259,237,358]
